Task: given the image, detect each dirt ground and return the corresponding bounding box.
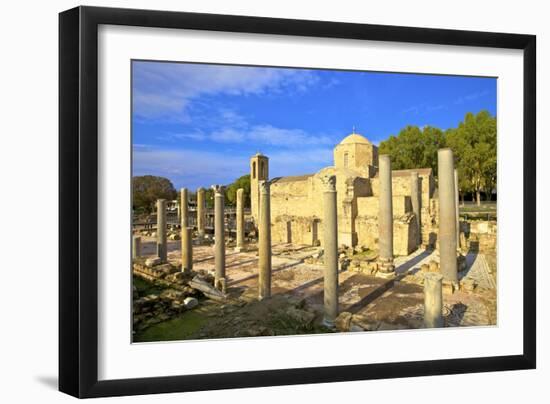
[133,237,497,342]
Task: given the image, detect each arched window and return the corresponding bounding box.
[344,152,349,168]
[260,161,264,178]
[252,161,256,179]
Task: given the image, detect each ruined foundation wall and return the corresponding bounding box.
[355,213,417,256]
[272,215,323,246]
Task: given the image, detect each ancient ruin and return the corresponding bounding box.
[132,132,497,342]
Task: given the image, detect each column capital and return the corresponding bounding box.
[320,175,336,192]
[424,272,443,283]
[236,187,244,196]
[197,186,205,193]
[211,185,225,195]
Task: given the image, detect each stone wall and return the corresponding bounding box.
[355,213,417,256]
[462,220,497,253]
[272,215,322,246]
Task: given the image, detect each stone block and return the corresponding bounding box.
[442,280,457,295]
[145,257,161,267]
[183,297,199,309]
[335,311,353,331]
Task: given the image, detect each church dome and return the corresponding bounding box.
[339,133,371,145]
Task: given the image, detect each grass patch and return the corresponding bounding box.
[133,310,209,342]
[133,275,165,296]
[352,249,376,260]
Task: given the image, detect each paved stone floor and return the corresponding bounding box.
[138,236,497,330]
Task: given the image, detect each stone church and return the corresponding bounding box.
[250,132,438,256]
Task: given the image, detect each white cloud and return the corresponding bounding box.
[132,62,319,120]
[455,90,489,105]
[132,145,334,190]
[248,125,333,146]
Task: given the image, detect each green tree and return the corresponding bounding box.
[132,175,177,213]
[446,110,497,206]
[225,174,251,207]
[379,125,445,176]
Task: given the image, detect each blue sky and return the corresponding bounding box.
[132,60,496,190]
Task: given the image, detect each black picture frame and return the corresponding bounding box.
[59,5,536,398]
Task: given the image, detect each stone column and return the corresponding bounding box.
[235,188,245,252]
[196,187,206,238]
[132,236,141,259]
[181,227,193,274]
[410,171,421,246]
[321,175,338,326]
[378,155,395,276]
[438,148,458,283]
[212,185,225,290]
[180,188,189,227]
[180,188,190,271]
[454,169,460,249]
[258,181,272,300]
[423,272,444,328]
[156,199,167,262]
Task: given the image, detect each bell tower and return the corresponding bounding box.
[250,153,269,225]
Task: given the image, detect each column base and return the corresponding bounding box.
[442,280,459,294]
[376,270,396,280]
[214,277,227,294]
[376,260,395,279]
[234,246,245,252]
[258,293,271,302]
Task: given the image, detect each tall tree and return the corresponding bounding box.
[379,125,445,176]
[225,174,251,207]
[132,175,177,213]
[446,110,497,206]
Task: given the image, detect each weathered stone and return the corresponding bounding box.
[235,188,245,252]
[132,236,141,259]
[156,199,167,262]
[183,297,199,309]
[424,272,444,328]
[258,181,272,300]
[145,257,161,267]
[442,280,456,295]
[438,149,458,282]
[428,260,439,273]
[378,155,395,276]
[212,185,226,290]
[410,171,421,246]
[334,311,353,331]
[196,187,206,238]
[321,175,339,327]
[181,227,193,274]
[454,168,460,249]
[461,278,477,292]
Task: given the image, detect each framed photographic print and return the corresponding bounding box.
[59,6,536,398]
